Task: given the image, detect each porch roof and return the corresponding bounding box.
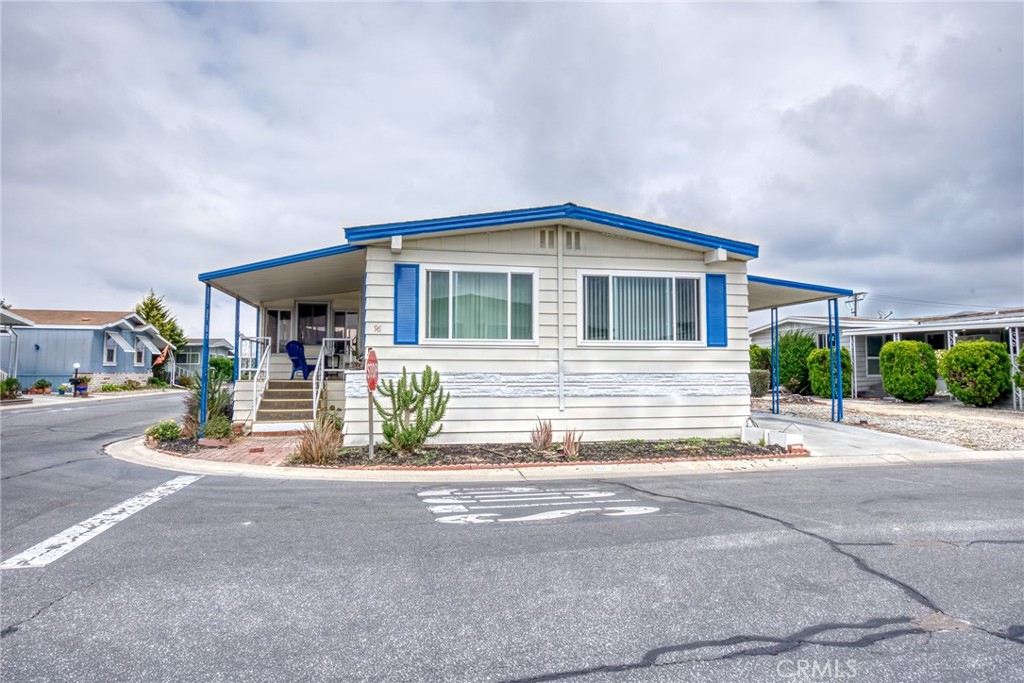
[199,245,366,306]
[747,275,854,312]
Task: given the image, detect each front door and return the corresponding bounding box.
[266,309,292,354]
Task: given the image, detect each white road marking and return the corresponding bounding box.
[0,475,202,569]
[421,485,660,524]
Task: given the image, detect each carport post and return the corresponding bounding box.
[770,307,780,414]
[198,284,212,438]
[233,298,241,383]
[828,298,844,422]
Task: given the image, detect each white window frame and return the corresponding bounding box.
[865,334,892,377]
[418,263,540,346]
[134,337,145,366]
[576,269,706,347]
[104,333,118,366]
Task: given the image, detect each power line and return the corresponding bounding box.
[867,294,1005,310]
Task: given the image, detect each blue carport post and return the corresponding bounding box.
[233,298,241,383]
[770,306,780,414]
[828,298,844,422]
[198,284,212,438]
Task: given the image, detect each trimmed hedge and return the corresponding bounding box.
[749,344,772,372]
[1015,349,1024,390]
[807,347,852,398]
[879,341,937,403]
[778,331,817,394]
[749,369,770,397]
[940,341,1012,407]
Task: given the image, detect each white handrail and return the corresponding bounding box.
[312,343,327,419]
[313,337,352,419]
[240,336,271,427]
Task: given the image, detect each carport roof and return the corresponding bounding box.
[748,275,854,312]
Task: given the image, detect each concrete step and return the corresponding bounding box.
[259,398,312,411]
[262,389,313,401]
[256,408,315,422]
[267,380,312,390]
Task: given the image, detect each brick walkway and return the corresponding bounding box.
[180,436,298,467]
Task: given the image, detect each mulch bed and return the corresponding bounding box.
[299,438,790,469]
[154,439,204,456]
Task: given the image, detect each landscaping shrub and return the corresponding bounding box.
[806,347,852,398]
[295,408,343,465]
[1,377,21,399]
[373,365,450,455]
[879,341,937,403]
[201,414,233,440]
[933,349,948,378]
[146,419,182,442]
[209,356,235,383]
[100,384,123,392]
[123,378,142,390]
[1015,349,1024,390]
[530,418,553,450]
[176,374,195,388]
[181,373,233,438]
[749,369,770,397]
[33,378,52,391]
[778,331,817,394]
[940,341,1012,407]
[749,344,772,372]
[147,376,169,388]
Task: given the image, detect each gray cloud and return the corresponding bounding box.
[2,2,1020,341]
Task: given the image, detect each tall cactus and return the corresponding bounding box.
[372,365,450,454]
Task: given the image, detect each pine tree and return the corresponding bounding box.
[135,290,188,350]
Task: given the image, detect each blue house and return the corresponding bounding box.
[0,309,174,390]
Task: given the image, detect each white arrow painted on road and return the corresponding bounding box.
[435,505,659,524]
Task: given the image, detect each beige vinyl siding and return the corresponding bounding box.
[346,226,751,445]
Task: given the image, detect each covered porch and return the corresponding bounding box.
[198,245,367,433]
[748,275,856,421]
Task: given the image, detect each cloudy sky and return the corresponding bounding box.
[3,2,1021,340]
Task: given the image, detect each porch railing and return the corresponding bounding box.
[239,335,270,426]
[313,337,353,420]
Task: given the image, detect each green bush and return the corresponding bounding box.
[99,384,123,392]
[749,344,772,372]
[940,341,1012,407]
[123,378,142,390]
[147,376,169,388]
[209,356,235,383]
[778,331,817,394]
[879,341,937,403]
[1015,349,1024,390]
[201,414,233,440]
[749,369,770,397]
[146,419,182,442]
[933,349,948,378]
[1,377,21,399]
[181,373,233,438]
[33,378,52,390]
[373,365,450,455]
[806,347,852,398]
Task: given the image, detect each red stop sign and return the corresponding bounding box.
[365,348,379,392]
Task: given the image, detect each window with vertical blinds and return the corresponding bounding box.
[581,273,701,342]
[425,268,535,341]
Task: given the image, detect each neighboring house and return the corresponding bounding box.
[750,308,1024,401]
[0,308,36,381]
[0,310,175,390]
[198,203,853,442]
[175,338,234,380]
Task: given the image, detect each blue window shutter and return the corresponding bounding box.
[705,274,728,348]
[394,264,419,345]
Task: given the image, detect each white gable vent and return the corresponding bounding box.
[539,229,556,249]
[565,229,582,250]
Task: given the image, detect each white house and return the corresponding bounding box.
[197,204,853,443]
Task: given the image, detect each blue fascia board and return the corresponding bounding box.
[748,275,853,297]
[198,244,364,282]
[344,203,760,258]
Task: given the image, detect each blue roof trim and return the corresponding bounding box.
[748,275,853,297]
[199,244,364,282]
[344,203,759,258]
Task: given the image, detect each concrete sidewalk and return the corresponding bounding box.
[1,388,185,410]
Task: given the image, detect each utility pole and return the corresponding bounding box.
[846,292,867,317]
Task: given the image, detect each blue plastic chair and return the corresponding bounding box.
[285,340,316,380]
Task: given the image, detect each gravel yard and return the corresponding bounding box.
[751,396,1024,451]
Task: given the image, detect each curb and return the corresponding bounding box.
[0,388,186,410]
[106,438,1024,483]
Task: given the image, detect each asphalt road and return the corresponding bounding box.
[1,396,1022,682]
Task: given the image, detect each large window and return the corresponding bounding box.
[865,335,893,376]
[425,268,534,341]
[581,273,701,343]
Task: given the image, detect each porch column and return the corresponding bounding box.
[829,298,844,422]
[198,284,212,438]
[1010,326,1022,412]
[254,308,262,368]
[233,298,241,383]
[770,307,780,414]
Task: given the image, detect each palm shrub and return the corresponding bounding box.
[879,341,937,403]
[1,377,21,399]
[806,347,852,398]
[940,341,1012,407]
[749,369,771,397]
[181,372,233,438]
[778,331,817,394]
[373,365,450,455]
